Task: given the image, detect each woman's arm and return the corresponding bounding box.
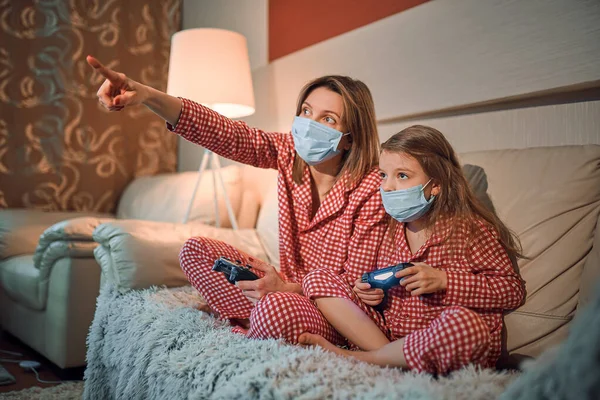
[283,282,303,295]
[235,261,304,299]
[169,99,288,169]
[87,56,182,126]
[143,85,183,127]
[87,56,289,170]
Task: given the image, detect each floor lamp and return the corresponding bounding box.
[167,28,255,228]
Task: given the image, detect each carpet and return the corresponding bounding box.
[84,285,520,400]
[0,381,83,399]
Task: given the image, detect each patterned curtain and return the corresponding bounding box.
[0,0,181,212]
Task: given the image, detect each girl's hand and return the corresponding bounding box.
[236,262,287,301]
[353,278,385,306]
[396,262,447,297]
[86,55,148,110]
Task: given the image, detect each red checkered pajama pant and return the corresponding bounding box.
[179,237,344,344]
[302,269,492,374]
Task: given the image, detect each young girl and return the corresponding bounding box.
[299,125,526,374]
[87,56,388,344]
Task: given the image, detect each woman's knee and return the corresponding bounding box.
[251,292,303,324]
[178,237,219,275]
[302,268,347,299]
[249,292,315,340]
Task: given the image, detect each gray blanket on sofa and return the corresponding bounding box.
[83,286,519,400]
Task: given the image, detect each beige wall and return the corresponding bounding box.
[179,0,268,171]
[178,0,600,171]
[181,0,268,70]
[380,100,600,153]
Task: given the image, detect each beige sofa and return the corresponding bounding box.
[79,144,600,399]
[90,144,600,361]
[0,165,277,369]
[2,144,599,373]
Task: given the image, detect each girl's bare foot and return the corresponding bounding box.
[300,332,409,369]
[298,332,354,357]
[196,302,219,318]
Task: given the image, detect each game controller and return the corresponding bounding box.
[212,257,259,284]
[361,262,413,290]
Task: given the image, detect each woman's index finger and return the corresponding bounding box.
[86,55,122,83]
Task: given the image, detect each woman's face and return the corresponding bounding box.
[300,87,351,152]
[379,150,439,198]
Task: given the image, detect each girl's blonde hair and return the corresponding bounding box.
[292,75,380,185]
[382,125,523,259]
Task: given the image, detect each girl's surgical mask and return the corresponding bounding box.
[291,117,350,166]
[380,179,435,222]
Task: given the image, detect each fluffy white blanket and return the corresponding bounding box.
[83,286,519,400]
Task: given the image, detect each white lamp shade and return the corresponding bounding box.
[167,28,255,119]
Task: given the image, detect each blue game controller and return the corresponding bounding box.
[361,262,413,290]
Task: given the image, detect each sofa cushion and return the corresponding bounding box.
[0,255,46,310]
[235,165,279,229]
[117,165,242,227]
[255,182,280,269]
[93,219,269,292]
[460,145,600,357]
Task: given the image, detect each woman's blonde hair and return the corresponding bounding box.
[381,125,523,259]
[292,75,380,186]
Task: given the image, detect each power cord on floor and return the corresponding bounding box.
[1,329,63,385]
[19,361,63,384]
[0,355,63,384]
[0,350,23,356]
[0,358,23,363]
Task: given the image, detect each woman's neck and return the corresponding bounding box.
[308,153,344,194]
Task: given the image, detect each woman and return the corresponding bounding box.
[87,55,388,343]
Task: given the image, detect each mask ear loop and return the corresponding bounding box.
[421,178,433,191]
[342,132,351,146]
[421,179,437,204]
[336,132,352,150]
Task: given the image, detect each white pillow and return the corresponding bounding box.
[117,165,242,227]
[255,181,280,269]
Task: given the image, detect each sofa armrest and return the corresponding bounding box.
[33,216,116,271]
[0,209,113,259]
[93,220,268,292]
[0,216,114,311]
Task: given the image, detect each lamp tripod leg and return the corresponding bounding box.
[210,153,220,228]
[182,148,211,224]
[212,154,239,230]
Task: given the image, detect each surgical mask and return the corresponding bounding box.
[380,179,435,222]
[291,116,350,166]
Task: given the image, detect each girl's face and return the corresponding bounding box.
[379,150,440,198]
[300,87,351,152]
